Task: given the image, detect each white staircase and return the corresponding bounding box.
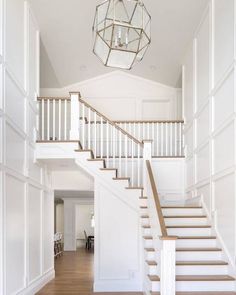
[36,92,236,294]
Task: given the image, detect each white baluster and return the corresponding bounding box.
[100,117,103,158]
[64,99,67,140]
[119,130,122,174]
[152,122,154,157]
[179,123,182,156]
[106,121,109,163]
[131,140,134,186]
[41,99,44,140]
[170,123,173,156]
[47,99,50,140]
[69,92,80,140]
[156,123,159,156]
[161,123,164,156]
[125,135,128,177]
[88,107,91,149]
[58,99,61,140]
[94,112,97,158]
[166,123,168,156]
[82,103,85,148]
[52,99,55,140]
[137,144,140,187]
[175,123,177,156]
[112,126,115,167]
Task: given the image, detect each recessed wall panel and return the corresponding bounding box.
[0,64,3,110]
[5,72,25,131]
[184,46,194,123]
[214,0,234,84]
[28,185,41,282]
[185,125,194,157]
[196,104,210,147]
[6,174,25,294]
[186,157,194,188]
[142,100,171,120]
[196,143,210,183]
[214,172,235,259]
[43,192,53,273]
[196,12,210,109]
[214,71,234,130]
[28,145,41,182]
[197,183,211,213]
[5,0,25,86]
[5,123,25,173]
[214,122,235,174]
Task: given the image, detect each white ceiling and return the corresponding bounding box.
[30,0,208,88]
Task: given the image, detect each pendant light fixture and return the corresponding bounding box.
[93,0,151,70]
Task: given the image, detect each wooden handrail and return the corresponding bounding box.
[37,97,71,101]
[115,120,184,124]
[146,160,168,237]
[79,97,143,146]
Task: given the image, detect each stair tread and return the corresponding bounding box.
[176,275,235,281]
[177,236,216,239]
[145,248,155,252]
[148,274,160,281]
[143,236,153,240]
[176,260,228,265]
[146,260,157,266]
[164,215,207,218]
[140,196,148,199]
[141,215,149,218]
[167,225,211,228]
[126,186,144,190]
[140,206,148,209]
[176,247,222,252]
[142,225,151,228]
[112,177,130,180]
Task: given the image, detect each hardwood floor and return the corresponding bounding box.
[36,248,142,295]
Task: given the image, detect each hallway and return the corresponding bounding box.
[36,249,142,295]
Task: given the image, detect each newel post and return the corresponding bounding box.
[160,236,177,295]
[143,140,152,195]
[69,92,80,140]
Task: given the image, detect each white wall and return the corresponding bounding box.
[183,0,236,269]
[0,1,54,294]
[75,204,94,239]
[40,71,182,121]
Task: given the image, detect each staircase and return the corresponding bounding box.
[36,92,236,294]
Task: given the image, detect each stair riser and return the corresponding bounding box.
[165,218,209,226]
[162,208,204,216]
[75,152,91,161]
[140,208,149,215]
[113,180,130,187]
[144,240,153,248]
[140,199,148,207]
[145,263,158,275]
[176,265,228,275]
[176,239,217,248]
[145,251,155,260]
[143,228,151,235]
[176,281,235,292]
[176,251,222,261]
[149,281,160,291]
[141,218,150,226]
[167,227,212,236]
[100,171,117,179]
[87,161,104,169]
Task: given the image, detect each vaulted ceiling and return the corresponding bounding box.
[30,0,208,88]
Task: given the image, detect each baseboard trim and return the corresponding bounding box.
[18,268,55,295]
[94,280,142,292]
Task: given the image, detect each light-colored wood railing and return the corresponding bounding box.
[146,159,167,237]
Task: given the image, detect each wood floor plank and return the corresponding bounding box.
[36,249,142,295]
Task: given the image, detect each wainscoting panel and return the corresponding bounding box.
[196,143,210,183]
[5,123,25,174]
[28,184,42,283]
[5,174,25,294]
[196,103,210,147]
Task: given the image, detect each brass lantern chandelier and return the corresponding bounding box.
[92,0,151,70]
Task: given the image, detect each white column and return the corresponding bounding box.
[69,92,80,140]
[143,140,152,195]
[160,237,177,295]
